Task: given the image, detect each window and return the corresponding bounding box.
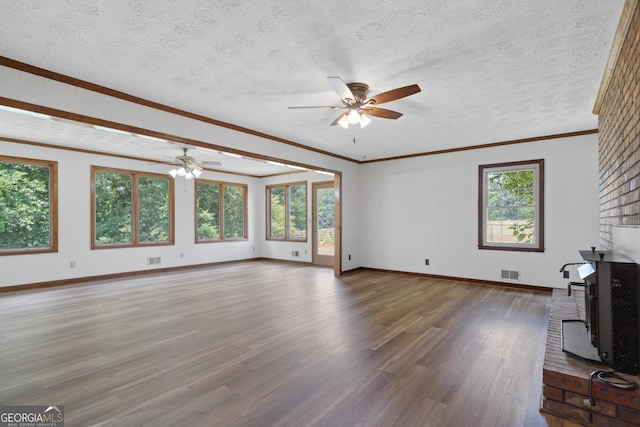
[479,159,544,252]
[0,156,57,255]
[196,180,247,241]
[92,167,174,248]
[266,182,307,241]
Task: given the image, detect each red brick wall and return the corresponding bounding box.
[598,2,640,249]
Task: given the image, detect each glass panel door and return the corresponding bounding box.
[312,181,335,267]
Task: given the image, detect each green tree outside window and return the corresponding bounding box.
[0,159,55,252]
[93,168,173,247]
[196,180,247,241]
[479,159,544,252]
[266,182,306,241]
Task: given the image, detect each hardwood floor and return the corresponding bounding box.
[0,261,581,426]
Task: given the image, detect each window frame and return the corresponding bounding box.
[478,159,544,252]
[0,155,58,256]
[195,179,248,243]
[266,181,308,242]
[91,166,175,249]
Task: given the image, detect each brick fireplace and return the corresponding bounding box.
[542,288,640,426]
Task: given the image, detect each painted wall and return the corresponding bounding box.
[0,141,261,286]
[359,133,600,288]
[0,64,602,289]
[259,171,337,264]
[0,65,362,287]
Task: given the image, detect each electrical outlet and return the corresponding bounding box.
[563,270,570,279]
[70,261,76,269]
[348,254,351,260]
[425,259,429,265]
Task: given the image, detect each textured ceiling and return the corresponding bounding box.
[0,0,626,165]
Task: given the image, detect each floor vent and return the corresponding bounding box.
[147,256,161,265]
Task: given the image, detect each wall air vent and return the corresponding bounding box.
[501,270,520,280]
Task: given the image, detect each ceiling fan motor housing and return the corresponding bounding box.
[346,82,371,105]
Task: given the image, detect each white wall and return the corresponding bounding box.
[0,65,362,287]
[359,133,600,288]
[0,141,261,286]
[1,65,601,289]
[258,171,336,263]
[612,226,640,263]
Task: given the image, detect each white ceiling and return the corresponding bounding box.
[0,0,626,169]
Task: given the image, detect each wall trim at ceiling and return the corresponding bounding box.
[593,0,638,114]
[361,129,599,164]
[0,55,358,164]
[0,96,334,178]
[0,57,599,164]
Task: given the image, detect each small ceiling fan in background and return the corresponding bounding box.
[289,77,421,128]
[166,147,221,179]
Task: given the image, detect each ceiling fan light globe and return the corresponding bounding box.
[168,168,178,178]
[348,109,360,124]
[192,169,202,178]
[359,114,371,128]
[337,115,350,129]
[177,167,186,176]
[185,171,194,179]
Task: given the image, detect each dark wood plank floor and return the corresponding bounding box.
[0,261,580,426]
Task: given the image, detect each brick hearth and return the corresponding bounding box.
[542,288,640,426]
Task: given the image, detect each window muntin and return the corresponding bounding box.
[0,156,57,255]
[266,182,307,241]
[92,167,174,248]
[479,159,544,252]
[196,180,247,242]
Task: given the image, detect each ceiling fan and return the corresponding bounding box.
[167,147,221,179]
[289,77,421,128]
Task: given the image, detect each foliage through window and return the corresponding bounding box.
[196,180,247,241]
[267,182,307,241]
[0,156,57,255]
[92,167,174,248]
[478,159,544,252]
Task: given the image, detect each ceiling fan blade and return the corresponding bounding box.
[362,107,403,119]
[368,84,421,105]
[330,111,349,126]
[327,76,355,103]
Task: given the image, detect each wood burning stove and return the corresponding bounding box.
[576,249,640,375]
